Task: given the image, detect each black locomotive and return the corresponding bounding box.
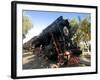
[32,16,82,66]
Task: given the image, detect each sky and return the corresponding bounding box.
[23,10,90,43]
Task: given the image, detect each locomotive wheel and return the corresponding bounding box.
[50,64,59,68]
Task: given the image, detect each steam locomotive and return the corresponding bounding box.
[32,16,82,66]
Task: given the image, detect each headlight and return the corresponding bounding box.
[63,26,69,36]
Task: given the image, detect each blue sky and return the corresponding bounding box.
[23,10,90,43]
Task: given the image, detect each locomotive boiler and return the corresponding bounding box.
[32,16,82,66]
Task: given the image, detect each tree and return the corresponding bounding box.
[75,16,91,43]
[69,18,79,40]
[69,18,79,28]
[80,17,91,41]
[71,16,91,52]
[22,16,33,39]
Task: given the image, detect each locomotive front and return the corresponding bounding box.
[32,16,82,67]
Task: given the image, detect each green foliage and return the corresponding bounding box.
[22,16,33,38]
[69,18,79,28]
[80,17,91,41]
[69,18,79,39]
[70,16,91,45]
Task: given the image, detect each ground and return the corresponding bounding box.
[22,51,91,69]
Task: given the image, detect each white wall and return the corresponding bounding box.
[0,0,99,80]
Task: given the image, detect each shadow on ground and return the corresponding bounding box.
[23,52,49,69]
